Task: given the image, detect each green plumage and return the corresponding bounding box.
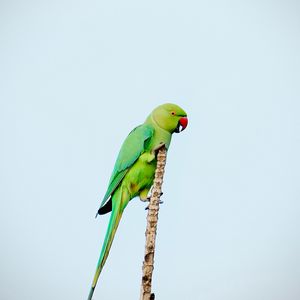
[88,103,187,300]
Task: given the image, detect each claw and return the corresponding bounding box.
[145,200,163,210]
[144,191,164,210]
[140,198,149,203]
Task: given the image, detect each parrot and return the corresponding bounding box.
[87,103,188,300]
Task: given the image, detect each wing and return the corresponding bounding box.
[99,123,154,210]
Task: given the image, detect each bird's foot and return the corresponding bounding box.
[145,199,164,210]
[146,192,163,201]
[139,197,148,203]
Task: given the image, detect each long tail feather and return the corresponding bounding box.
[88,188,126,300]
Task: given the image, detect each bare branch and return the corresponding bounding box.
[140,147,167,300]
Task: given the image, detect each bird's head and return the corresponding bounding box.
[150,103,188,133]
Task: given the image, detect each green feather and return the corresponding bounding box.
[99,124,154,210]
[88,187,129,300]
[87,103,187,300]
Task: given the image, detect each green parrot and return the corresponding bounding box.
[87,103,188,300]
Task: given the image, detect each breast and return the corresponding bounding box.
[122,152,156,197]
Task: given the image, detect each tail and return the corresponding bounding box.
[87,188,127,300]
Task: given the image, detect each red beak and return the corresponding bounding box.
[179,117,188,131]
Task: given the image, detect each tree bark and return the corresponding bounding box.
[140,147,167,300]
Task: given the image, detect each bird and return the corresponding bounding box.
[87,103,188,300]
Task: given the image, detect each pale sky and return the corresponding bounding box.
[1,0,300,300]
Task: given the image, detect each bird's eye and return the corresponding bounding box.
[171,111,176,116]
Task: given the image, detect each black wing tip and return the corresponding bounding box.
[88,287,95,300]
[96,199,112,216]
